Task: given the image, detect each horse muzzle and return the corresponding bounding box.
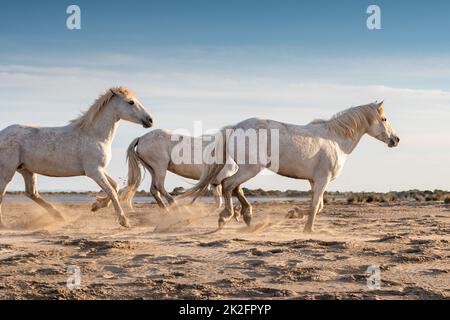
[388,136,400,148]
[142,116,153,128]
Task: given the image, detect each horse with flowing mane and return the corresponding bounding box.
[177,102,400,233]
[0,86,153,229]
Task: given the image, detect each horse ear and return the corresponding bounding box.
[376,100,384,110]
[376,100,385,115]
[110,88,116,96]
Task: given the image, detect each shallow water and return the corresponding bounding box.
[4,196,309,204]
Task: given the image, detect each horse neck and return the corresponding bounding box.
[84,104,120,143]
[334,124,368,155]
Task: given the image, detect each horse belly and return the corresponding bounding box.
[22,145,84,177]
[168,163,203,180]
[28,165,84,177]
[275,162,313,180]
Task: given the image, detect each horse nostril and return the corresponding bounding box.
[396,137,400,143]
[142,116,153,128]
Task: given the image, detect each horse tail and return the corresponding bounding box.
[120,137,143,210]
[175,127,232,203]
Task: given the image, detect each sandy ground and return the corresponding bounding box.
[0,199,449,300]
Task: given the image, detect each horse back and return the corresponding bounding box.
[0,125,84,176]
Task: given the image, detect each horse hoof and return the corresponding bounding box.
[91,204,98,212]
[243,215,252,227]
[218,219,226,229]
[119,216,131,228]
[234,214,241,222]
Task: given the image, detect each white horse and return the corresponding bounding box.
[119,129,238,210]
[0,86,153,229]
[178,102,400,233]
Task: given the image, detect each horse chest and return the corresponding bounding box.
[329,150,347,180]
[81,140,112,166]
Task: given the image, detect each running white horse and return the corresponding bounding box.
[178,102,400,233]
[119,129,238,210]
[0,86,153,229]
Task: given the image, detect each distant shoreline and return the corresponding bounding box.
[5,188,450,204]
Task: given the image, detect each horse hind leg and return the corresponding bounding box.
[161,189,176,207]
[152,168,176,208]
[19,169,64,221]
[219,165,262,228]
[212,184,224,209]
[218,188,234,229]
[150,183,169,211]
[234,185,253,224]
[147,168,174,211]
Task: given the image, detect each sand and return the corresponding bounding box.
[0,200,448,300]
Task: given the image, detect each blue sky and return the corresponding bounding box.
[1,0,449,192]
[1,1,450,51]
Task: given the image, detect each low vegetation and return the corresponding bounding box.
[345,190,449,204]
[169,188,449,204]
[6,188,449,205]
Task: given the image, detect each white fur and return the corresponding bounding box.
[119,129,238,210]
[0,87,153,228]
[180,102,399,232]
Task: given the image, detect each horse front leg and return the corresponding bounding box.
[0,191,6,229]
[304,177,329,233]
[0,170,16,229]
[87,169,130,228]
[91,173,118,212]
[0,181,9,229]
[305,180,324,217]
[0,194,3,228]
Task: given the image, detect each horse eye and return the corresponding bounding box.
[128,100,135,105]
[381,117,387,122]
